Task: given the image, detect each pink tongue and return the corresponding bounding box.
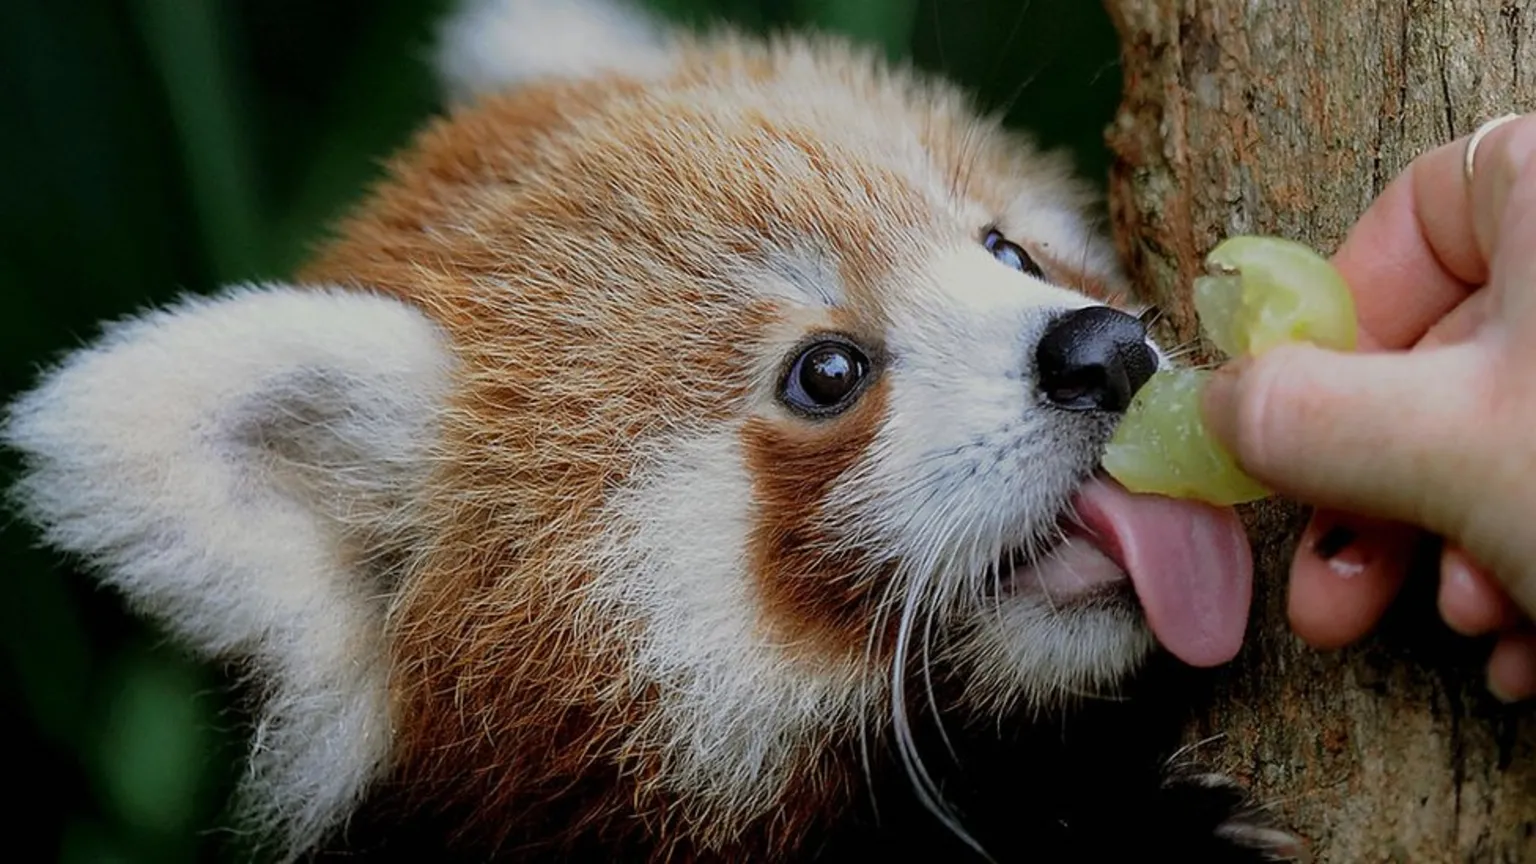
[1071,476,1253,667]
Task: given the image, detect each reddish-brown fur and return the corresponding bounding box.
[744,379,896,657]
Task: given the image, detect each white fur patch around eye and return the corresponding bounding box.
[3,284,454,860]
[824,239,1157,706]
[757,244,844,309]
[434,0,676,103]
[921,244,1102,316]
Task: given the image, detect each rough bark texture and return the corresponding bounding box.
[1104,2,1536,862]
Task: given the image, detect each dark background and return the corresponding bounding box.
[0,1,1121,860]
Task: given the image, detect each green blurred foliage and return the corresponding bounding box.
[0,1,1120,860]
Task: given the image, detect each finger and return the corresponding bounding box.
[1484,152,1536,329]
[1466,115,1536,276]
[1292,282,1507,644]
[1417,287,1498,349]
[1203,342,1491,535]
[1290,279,1503,644]
[1266,118,1536,657]
[1287,512,1418,649]
[1327,113,1536,350]
[1329,159,1475,350]
[1487,630,1536,703]
[1438,544,1524,636]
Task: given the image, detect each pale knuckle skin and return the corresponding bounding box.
[1459,501,1536,619]
[1504,562,1536,620]
[1493,118,1536,189]
[1459,361,1536,614]
[1494,157,1536,325]
[1474,117,1536,257]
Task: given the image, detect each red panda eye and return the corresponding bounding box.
[780,339,870,415]
[983,228,1046,280]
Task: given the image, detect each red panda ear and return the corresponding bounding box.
[434,0,677,105]
[2,284,454,858]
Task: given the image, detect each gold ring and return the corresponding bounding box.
[1464,113,1521,189]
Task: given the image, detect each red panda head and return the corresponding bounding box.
[3,1,1252,860]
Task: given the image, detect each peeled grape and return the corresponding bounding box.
[1194,235,1358,357]
[1102,235,1357,504]
[1101,369,1271,505]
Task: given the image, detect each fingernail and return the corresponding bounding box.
[1445,554,1476,591]
[1312,525,1358,559]
[1487,635,1536,703]
[1488,671,1518,704]
[1487,663,1528,704]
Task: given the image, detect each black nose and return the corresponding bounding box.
[1034,306,1158,413]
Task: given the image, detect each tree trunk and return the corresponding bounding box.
[1103,2,1536,861]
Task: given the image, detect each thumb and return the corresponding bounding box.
[1201,342,1490,537]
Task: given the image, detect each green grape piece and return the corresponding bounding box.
[1102,369,1270,506]
[1102,235,1361,504]
[1193,235,1358,358]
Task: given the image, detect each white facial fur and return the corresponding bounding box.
[855,244,1158,692]
[582,430,877,848]
[581,239,1163,844]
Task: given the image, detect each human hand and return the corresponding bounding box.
[1201,112,1536,701]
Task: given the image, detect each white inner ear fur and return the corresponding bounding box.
[3,284,454,860]
[434,0,676,104]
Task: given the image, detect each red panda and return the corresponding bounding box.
[3,1,1296,861]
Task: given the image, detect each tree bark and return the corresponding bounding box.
[1103,2,1536,861]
